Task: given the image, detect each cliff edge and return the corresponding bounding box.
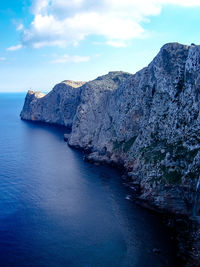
[21,43,200,264]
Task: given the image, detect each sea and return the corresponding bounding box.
[0,93,177,266]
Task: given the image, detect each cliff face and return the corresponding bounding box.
[20,80,85,129]
[20,73,130,130]
[68,43,200,217]
[21,43,200,214]
[21,43,200,262]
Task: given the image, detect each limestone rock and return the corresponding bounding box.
[20,44,200,217]
[21,43,200,263]
[20,81,85,129]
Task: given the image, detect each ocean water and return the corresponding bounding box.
[0,93,177,266]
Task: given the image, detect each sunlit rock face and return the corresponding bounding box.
[20,72,131,129]
[68,71,132,149]
[21,43,200,215]
[68,43,200,218]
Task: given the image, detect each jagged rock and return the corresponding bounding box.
[21,43,200,264]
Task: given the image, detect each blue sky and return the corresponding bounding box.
[0,0,200,92]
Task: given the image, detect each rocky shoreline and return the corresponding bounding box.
[69,143,200,266]
[20,42,200,265]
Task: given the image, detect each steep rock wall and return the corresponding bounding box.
[21,43,200,264]
[68,43,200,217]
[20,80,85,129]
[21,43,200,216]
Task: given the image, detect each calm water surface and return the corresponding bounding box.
[0,93,177,266]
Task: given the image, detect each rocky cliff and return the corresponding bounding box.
[21,43,200,264]
[20,80,85,130]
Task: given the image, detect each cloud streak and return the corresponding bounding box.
[50,54,91,64]
[16,23,24,31]
[7,44,23,51]
[19,0,200,48]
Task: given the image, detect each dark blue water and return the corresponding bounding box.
[0,93,177,266]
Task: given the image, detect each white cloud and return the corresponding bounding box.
[7,44,23,51]
[16,23,24,31]
[20,0,200,48]
[106,40,127,48]
[51,54,91,63]
[0,57,6,61]
[159,0,200,6]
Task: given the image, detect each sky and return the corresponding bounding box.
[0,0,200,92]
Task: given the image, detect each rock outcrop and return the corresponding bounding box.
[21,43,200,264]
[20,80,85,130]
[20,73,130,130]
